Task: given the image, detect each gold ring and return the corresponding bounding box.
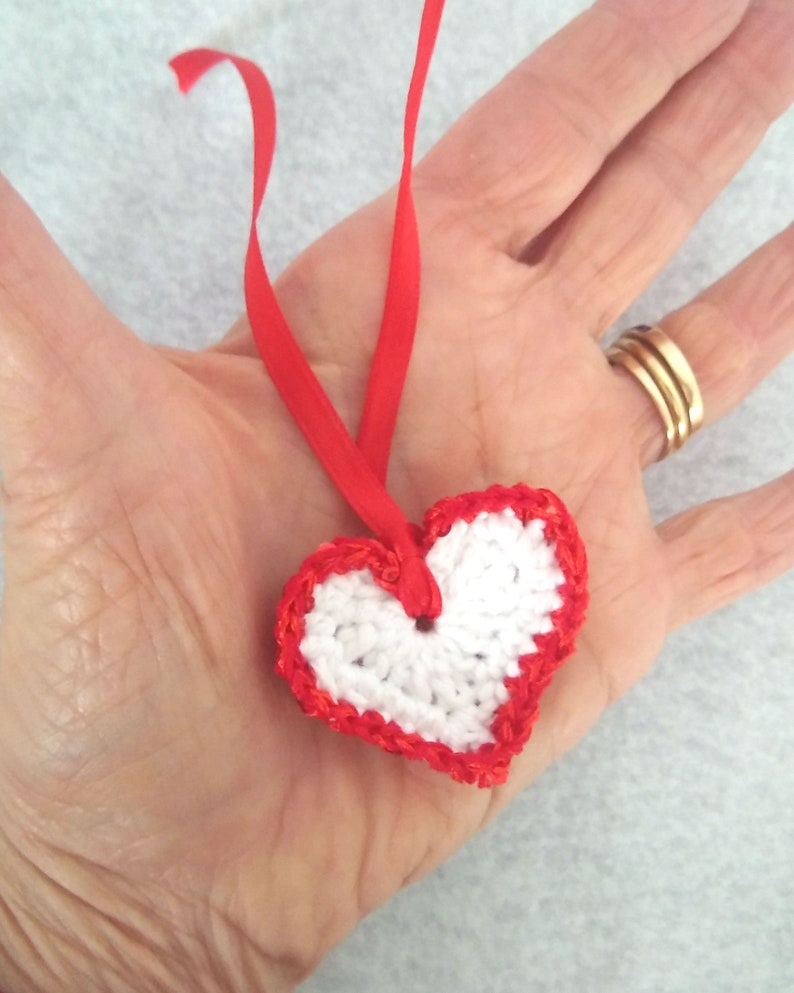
[606,324,704,460]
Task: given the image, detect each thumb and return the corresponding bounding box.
[0,172,161,496]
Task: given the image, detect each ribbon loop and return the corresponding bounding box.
[169,3,446,618]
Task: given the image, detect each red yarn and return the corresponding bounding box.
[276,484,588,787]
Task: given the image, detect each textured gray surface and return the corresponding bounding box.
[1,1,792,990]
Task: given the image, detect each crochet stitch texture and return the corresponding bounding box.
[276,485,587,786]
[303,511,563,753]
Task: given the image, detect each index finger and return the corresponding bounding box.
[418,0,751,252]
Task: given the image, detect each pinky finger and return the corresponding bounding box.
[659,469,794,629]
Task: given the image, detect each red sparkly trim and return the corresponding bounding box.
[275,483,588,788]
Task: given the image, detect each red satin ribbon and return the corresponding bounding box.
[357,0,444,482]
[169,0,445,618]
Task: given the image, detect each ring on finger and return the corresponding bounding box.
[606,324,704,461]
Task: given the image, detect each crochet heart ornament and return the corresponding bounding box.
[276,485,586,786]
[172,0,587,787]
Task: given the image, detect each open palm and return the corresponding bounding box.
[2,2,793,991]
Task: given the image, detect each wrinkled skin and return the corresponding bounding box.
[1,1,794,991]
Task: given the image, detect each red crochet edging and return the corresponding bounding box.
[275,483,588,788]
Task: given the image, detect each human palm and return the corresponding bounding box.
[2,2,794,991]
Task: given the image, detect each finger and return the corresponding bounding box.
[614,219,794,467]
[659,469,794,628]
[418,0,750,251]
[524,0,794,330]
[0,173,158,495]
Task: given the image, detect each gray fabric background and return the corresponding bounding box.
[1,1,792,990]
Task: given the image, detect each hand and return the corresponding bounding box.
[1,1,793,991]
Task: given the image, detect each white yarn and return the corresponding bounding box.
[300,510,564,753]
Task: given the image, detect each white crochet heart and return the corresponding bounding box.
[300,509,565,753]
